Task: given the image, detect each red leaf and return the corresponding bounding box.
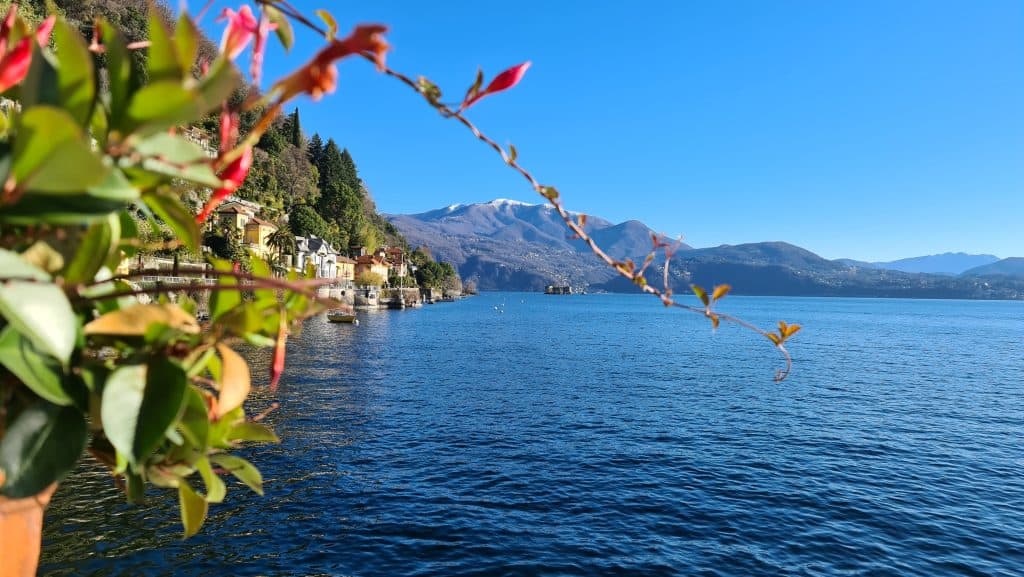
[269,313,287,392]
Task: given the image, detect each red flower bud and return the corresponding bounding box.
[195,147,253,223]
[274,24,388,102]
[460,61,531,111]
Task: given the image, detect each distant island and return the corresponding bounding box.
[387,200,1024,299]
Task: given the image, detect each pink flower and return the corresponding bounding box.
[219,107,239,154]
[249,11,277,87]
[0,37,32,92]
[459,61,531,111]
[0,8,54,93]
[195,147,253,223]
[217,5,258,61]
[34,15,55,45]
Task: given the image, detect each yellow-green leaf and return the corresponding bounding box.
[316,9,338,39]
[265,5,293,51]
[711,284,731,301]
[215,344,251,418]
[690,284,709,307]
[210,454,263,496]
[84,303,200,337]
[227,422,279,444]
[196,457,226,504]
[178,481,208,538]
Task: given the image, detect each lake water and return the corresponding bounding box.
[39,294,1024,576]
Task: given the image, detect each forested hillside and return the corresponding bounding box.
[235,109,404,253]
[2,0,406,256]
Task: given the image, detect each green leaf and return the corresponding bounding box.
[117,209,140,260]
[19,44,60,111]
[0,327,71,406]
[208,259,240,322]
[126,469,145,504]
[173,12,199,72]
[52,17,96,126]
[127,81,201,135]
[100,18,134,130]
[143,191,200,253]
[101,359,188,465]
[141,156,221,188]
[178,386,210,448]
[178,481,208,538]
[147,7,182,83]
[0,194,130,224]
[88,167,141,202]
[63,214,119,284]
[227,422,279,444]
[90,98,110,150]
[10,106,108,194]
[210,454,263,496]
[134,132,210,164]
[0,248,76,363]
[0,403,87,498]
[196,58,240,115]
[250,257,276,307]
[195,457,226,503]
[265,5,293,51]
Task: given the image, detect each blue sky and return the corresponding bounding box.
[198,1,1023,262]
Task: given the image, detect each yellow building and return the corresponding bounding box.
[336,256,356,282]
[217,203,252,233]
[243,217,278,258]
[355,255,389,283]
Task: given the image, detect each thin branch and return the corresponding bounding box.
[367,55,799,380]
[77,279,326,303]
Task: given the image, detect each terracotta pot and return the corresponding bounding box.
[0,483,56,577]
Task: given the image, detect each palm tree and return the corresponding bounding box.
[266,223,296,272]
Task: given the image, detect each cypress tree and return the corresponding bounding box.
[289,108,302,148]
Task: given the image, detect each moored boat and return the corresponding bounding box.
[327,311,359,324]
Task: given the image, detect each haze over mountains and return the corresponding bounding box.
[386,200,1024,299]
[837,253,1000,276]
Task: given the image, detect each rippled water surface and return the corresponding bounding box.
[40,294,1024,576]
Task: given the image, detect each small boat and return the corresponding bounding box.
[327,311,359,325]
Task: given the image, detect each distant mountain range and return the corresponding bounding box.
[386,200,1024,299]
[836,253,1000,275]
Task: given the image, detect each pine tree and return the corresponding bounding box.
[339,148,361,195]
[315,139,345,195]
[307,133,324,169]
